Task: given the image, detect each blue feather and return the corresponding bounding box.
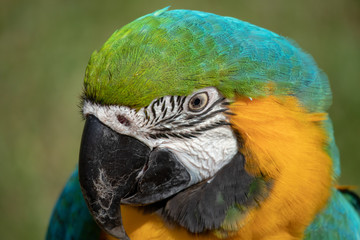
[46,168,100,240]
[305,189,360,240]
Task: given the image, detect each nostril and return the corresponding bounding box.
[116,114,131,127]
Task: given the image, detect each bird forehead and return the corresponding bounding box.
[83,8,331,112]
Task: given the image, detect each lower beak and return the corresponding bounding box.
[79,115,191,239]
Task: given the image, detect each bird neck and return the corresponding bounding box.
[102,95,334,240]
[228,95,333,239]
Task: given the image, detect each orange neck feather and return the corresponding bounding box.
[228,96,333,239]
[104,96,333,240]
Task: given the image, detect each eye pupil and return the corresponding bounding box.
[193,98,201,106]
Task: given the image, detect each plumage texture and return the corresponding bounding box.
[46,168,100,240]
[305,189,360,240]
[48,172,360,240]
[46,8,359,240]
[83,7,341,177]
[228,96,333,239]
[84,7,331,112]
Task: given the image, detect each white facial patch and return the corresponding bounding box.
[159,123,238,182]
[82,87,238,183]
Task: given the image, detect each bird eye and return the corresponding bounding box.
[188,92,209,112]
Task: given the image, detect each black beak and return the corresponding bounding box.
[79,115,191,239]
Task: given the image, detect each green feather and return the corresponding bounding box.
[83,8,331,113]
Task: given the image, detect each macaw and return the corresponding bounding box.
[46,7,360,240]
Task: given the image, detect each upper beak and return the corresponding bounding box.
[78,115,191,239]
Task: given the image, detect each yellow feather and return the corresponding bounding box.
[228,96,332,239]
[104,96,333,240]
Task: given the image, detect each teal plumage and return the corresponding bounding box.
[46,168,100,240]
[84,7,340,177]
[84,8,331,113]
[47,8,359,239]
[339,188,360,214]
[305,189,360,240]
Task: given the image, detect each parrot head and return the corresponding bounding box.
[78,8,337,239]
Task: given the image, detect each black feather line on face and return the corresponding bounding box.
[161,101,166,112]
[197,108,228,121]
[177,96,186,112]
[176,96,182,105]
[144,108,150,124]
[148,95,229,139]
[161,108,168,119]
[81,92,231,141]
[149,121,230,140]
[153,111,180,126]
[185,97,226,120]
[141,152,270,234]
[170,96,175,111]
[151,103,157,120]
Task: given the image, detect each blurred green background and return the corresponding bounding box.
[1,0,359,239]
